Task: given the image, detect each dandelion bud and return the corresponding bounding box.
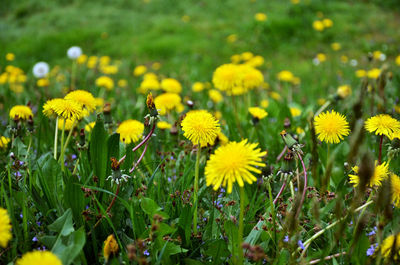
[27,115,34,133]
[78,128,86,147]
[280,130,297,149]
[146,93,158,117]
[103,103,112,125]
[103,234,119,262]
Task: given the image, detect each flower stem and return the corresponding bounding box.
[238,186,245,265]
[273,181,287,204]
[54,117,59,159]
[295,153,308,219]
[315,100,331,117]
[378,134,383,165]
[59,119,66,170]
[193,145,201,235]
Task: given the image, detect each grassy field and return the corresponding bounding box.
[1,0,400,264]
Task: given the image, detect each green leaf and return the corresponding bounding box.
[53,227,86,265]
[204,239,230,264]
[89,114,109,187]
[224,220,238,254]
[141,197,169,219]
[48,208,74,236]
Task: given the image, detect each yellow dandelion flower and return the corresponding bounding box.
[6,53,15,61]
[312,20,324,31]
[49,99,83,121]
[317,98,326,106]
[181,15,190,22]
[85,122,96,132]
[365,114,400,138]
[291,0,300,4]
[241,52,254,61]
[118,79,127,88]
[296,127,305,135]
[77,54,87,64]
[100,65,118,75]
[157,121,172,130]
[209,89,223,103]
[87,56,98,69]
[322,18,333,28]
[240,65,264,89]
[391,173,400,208]
[0,136,10,149]
[0,208,12,248]
[248,107,268,120]
[9,105,33,120]
[230,86,247,96]
[226,34,238,43]
[337,85,352,99]
[95,76,114,91]
[367,68,381,79]
[154,93,182,115]
[133,65,147,76]
[37,78,49,87]
[380,233,400,261]
[340,55,348,63]
[65,90,97,113]
[331,42,341,51]
[211,131,229,146]
[290,107,301,117]
[152,62,161,70]
[95,98,104,111]
[396,55,400,66]
[245,55,265,68]
[139,78,160,94]
[144,72,158,80]
[389,131,400,141]
[316,53,327,62]
[58,118,76,131]
[16,251,62,265]
[103,234,119,261]
[192,82,205,92]
[212,64,240,92]
[355,69,366,78]
[291,77,301,86]
[181,110,220,147]
[254,13,267,22]
[314,110,350,144]
[161,78,182,94]
[372,50,382,60]
[214,111,222,120]
[277,70,294,82]
[270,91,282,101]
[348,161,389,187]
[205,139,266,193]
[117,119,144,144]
[231,54,241,64]
[260,99,269,108]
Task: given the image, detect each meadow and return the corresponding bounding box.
[1,0,400,264]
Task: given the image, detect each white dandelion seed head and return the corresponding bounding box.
[32,62,50,78]
[67,46,82,59]
[312,58,320,66]
[379,53,386,61]
[350,59,358,67]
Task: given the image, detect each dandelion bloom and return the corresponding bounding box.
[157,121,172,130]
[0,136,10,149]
[139,78,160,94]
[192,82,205,92]
[209,89,223,103]
[117,119,144,144]
[337,85,352,99]
[181,110,220,147]
[205,140,266,193]
[312,20,324,31]
[348,161,389,187]
[355,69,367,78]
[240,65,264,89]
[37,78,49,87]
[133,65,147,76]
[367,68,381,79]
[85,122,96,132]
[331,42,341,51]
[95,76,114,91]
[9,105,33,120]
[391,173,400,208]
[254,13,267,22]
[212,64,240,92]
[5,53,15,61]
[396,55,400,66]
[103,234,119,261]
[248,107,268,120]
[314,110,350,144]
[65,90,97,112]
[380,233,400,261]
[0,208,12,248]
[290,107,301,117]
[365,114,400,138]
[322,18,333,27]
[161,78,182,94]
[43,99,83,121]
[58,118,76,131]
[16,250,62,265]
[277,70,294,82]
[261,99,269,108]
[154,93,182,115]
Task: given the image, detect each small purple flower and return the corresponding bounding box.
[297,240,305,250]
[14,171,22,177]
[283,235,289,242]
[367,243,377,256]
[294,187,298,192]
[86,205,89,210]
[64,162,68,166]
[36,221,41,226]
[367,226,377,236]
[20,213,23,218]
[71,154,77,160]
[167,177,172,183]
[32,236,38,242]
[143,250,150,256]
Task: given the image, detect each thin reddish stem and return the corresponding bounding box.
[273,181,287,204]
[129,140,149,173]
[378,134,383,164]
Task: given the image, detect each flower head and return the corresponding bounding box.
[391,173,400,208]
[58,118,76,131]
[43,98,83,120]
[248,107,268,120]
[96,76,114,91]
[205,140,266,193]
[154,93,182,115]
[254,13,267,22]
[116,119,144,144]
[67,46,82,59]
[0,136,10,149]
[212,64,240,92]
[85,122,96,132]
[349,161,389,187]
[314,110,350,144]
[277,70,294,82]
[16,250,62,265]
[9,105,33,120]
[290,107,301,117]
[209,89,223,103]
[157,121,172,130]
[181,110,220,147]
[380,233,400,261]
[365,114,400,138]
[337,85,352,99]
[0,208,12,248]
[64,90,97,113]
[161,78,182,94]
[192,82,205,92]
[103,234,119,261]
[32,62,49,78]
[133,65,147,76]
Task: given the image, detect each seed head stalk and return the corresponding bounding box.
[193,145,201,235]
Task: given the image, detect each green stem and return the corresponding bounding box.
[238,186,245,265]
[315,100,331,117]
[193,145,201,234]
[59,119,66,170]
[267,182,277,256]
[54,117,59,159]
[61,120,77,157]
